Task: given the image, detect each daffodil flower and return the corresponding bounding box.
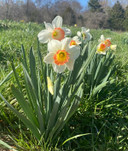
[70,36,81,46]
[77,27,92,43]
[74,24,77,27]
[98,35,111,47]
[44,38,80,73]
[97,35,117,54]
[96,43,107,55]
[38,16,71,43]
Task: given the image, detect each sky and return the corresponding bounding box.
[14,0,118,9]
[77,0,89,8]
[17,0,90,9]
[31,0,90,9]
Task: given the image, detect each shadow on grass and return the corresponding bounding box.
[61,77,128,151]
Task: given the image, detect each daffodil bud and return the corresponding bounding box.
[47,77,54,95]
[110,45,117,51]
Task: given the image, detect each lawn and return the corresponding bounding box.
[0,20,128,151]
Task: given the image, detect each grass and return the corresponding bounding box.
[0,20,128,150]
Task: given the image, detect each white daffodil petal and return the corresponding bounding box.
[72,36,81,44]
[52,16,63,28]
[101,35,105,40]
[82,27,89,33]
[99,35,105,43]
[86,29,90,33]
[43,52,54,64]
[96,50,106,55]
[101,51,106,55]
[52,63,66,73]
[38,30,52,43]
[66,58,74,71]
[69,46,80,60]
[44,22,53,31]
[72,36,79,41]
[77,31,81,37]
[48,40,62,52]
[89,33,92,39]
[61,38,71,50]
[62,27,71,36]
[81,27,86,33]
[86,33,92,41]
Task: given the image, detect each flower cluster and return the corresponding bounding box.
[38,16,116,74]
[96,35,117,55]
[38,16,92,73]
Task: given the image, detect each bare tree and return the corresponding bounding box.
[82,10,109,29]
[99,0,110,9]
[0,0,83,26]
[70,0,82,13]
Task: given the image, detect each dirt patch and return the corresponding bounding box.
[0,133,16,151]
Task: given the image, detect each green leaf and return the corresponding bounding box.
[52,85,83,140]
[78,44,96,82]
[0,69,14,86]
[22,65,38,110]
[29,47,38,98]
[62,133,91,145]
[0,93,40,140]
[53,74,61,100]
[11,62,22,92]
[11,85,38,127]
[92,79,115,97]
[45,95,61,139]
[22,64,45,133]
[21,45,29,72]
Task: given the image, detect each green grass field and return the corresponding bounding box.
[0,20,128,151]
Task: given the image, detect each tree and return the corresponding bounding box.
[109,0,128,8]
[88,0,103,12]
[82,11,108,29]
[99,0,110,9]
[108,1,125,30]
[70,1,82,14]
[62,6,76,25]
[124,6,128,30]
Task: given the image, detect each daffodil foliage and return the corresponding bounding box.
[0,16,116,147]
[84,35,117,98]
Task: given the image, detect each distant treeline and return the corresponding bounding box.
[0,0,128,30]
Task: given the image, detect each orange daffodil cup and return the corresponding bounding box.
[96,35,117,55]
[38,16,71,43]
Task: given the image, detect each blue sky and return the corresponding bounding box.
[33,0,89,8]
[20,0,89,9]
[22,0,89,7]
[77,0,89,8]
